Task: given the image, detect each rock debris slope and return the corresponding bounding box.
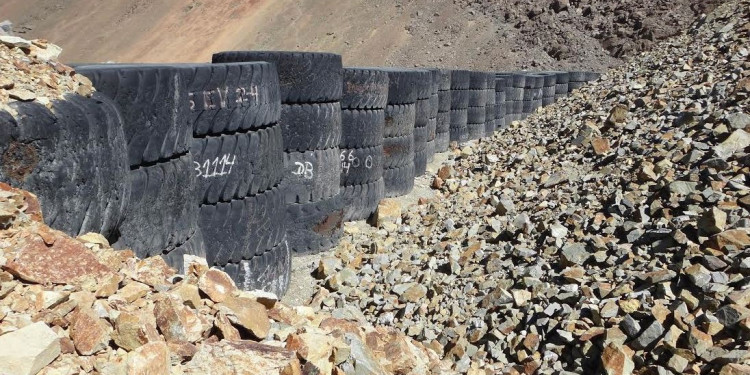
[0,183,448,374]
[312,1,750,374]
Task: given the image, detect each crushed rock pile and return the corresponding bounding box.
[312,1,750,374]
[0,183,449,374]
[0,35,93,114]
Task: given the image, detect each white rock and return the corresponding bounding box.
[0,322,61,375]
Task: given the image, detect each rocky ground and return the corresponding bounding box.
[0,183,449,374]
[308,0,750,373]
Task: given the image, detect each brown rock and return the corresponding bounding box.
[127,341,169,375]
[4,227,114,285]
[607,104,628,124]
[710,229,750,250]
[601,343,635,375]
[185,340,301,375]
[215,311,241,340]
[117,281,150,303]
[371,199,401,228]
[154,296,204,343]
[70,307,112,355]
[592,137,611,155]
[133,256,175,287]
[112,310,161,351]
[720,364,750,375]
[437,165,453,180]
[198,268,237,303]
[216,296,270,340]
[286,332,336,375]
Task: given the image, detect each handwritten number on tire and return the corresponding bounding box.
[194,154,237,178]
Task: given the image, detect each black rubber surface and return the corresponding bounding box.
[340,109,385,149]
[414,147,428,177]
[435,132,450,152]
[435,69,452,91]
[569,71,588,82]
[114,153,198,259]
[384,103,416,138]
[450,70,471,90]
[436,111,451,134]
[383,162,415,198]
[415,98,431,128]
[438,90,452,112]
[379,68,431,104]
[449,109,468,143]
[212,51,343,103]
[200,184,286,265]
[382,134,415,169]
[542,97,555,107]
[0,94,129,239]
[468,90,488,107]
[469,71,489,90]
[555,83,569,95]
[75,65,191,167]
[280,102,342,152]
[414,124,429,151]
[283,148,341,204]
[467,123,485,140]
[176,62,282,137]
[450,90,470,109]
[342,178,384,222]
[286,193,344,254]
[339,145,384,186]
[191,124,284,204]
[467,106,487,124]
[428,93,439,119]
[341,68,389,110]
[219,238,291,296]
[162,229,207,274]
[554,71,570,84]
[568,81,585,91]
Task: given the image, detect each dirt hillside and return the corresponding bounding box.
[1,0,719,71]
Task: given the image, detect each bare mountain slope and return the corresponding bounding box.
[1,0,719,71]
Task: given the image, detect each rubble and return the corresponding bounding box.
[0,183,448,374]
[313,1,750,373]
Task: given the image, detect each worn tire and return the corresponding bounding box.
[0,94,129,239]
[114,154,198,259]
[286,194,344,254]
[284,148,341,204]
[382,134,414,169]
[191,124,284,204]
[569,71,587,82]
[162,229,207,274]
[384,104,416,138]
[554,71,570,84]
[467,123,484,140]
[468,90,487,107]
[339,145,384,186]
[212,51,343,103]
[280,102,341,152]
[384,162,415,198]
[542,97,555,107]
[379,68,431,104]
[414,125,429,152]
[555,83,569,95]
[450,90,470,109]
[340,109,384,149]
[438,90,452,112]
[435,132,450,152]
[219,238,291,296]
[434,69,452,91]
[200,184,286,265]
[450,70,471,90]
[415,98,430,128]
[74,65,191,167]
[341,67,389,110]
[342,178,384,222]
[414,147,428,177]
[437,111,451,134]
[467,106,486,124]
[177,62,281,136]
[428,93,439,119]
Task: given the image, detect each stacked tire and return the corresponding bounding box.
[380,68,423,197]
[175,62,288,295]
[484,73,497,135]
[540,72,557,107]
[213,51,345,256]
[554,71,570,102]
[0,92,130,243]
[494,74,509,129]
[433,69,452,152]
[507,72,525,122]
[449,70,471,143]
[412,69,433,176]
[74,65,202,272]
[425,70,439,163]
[522,73,542,118]
[339,68,388,221]
[568,71,600,92]
[467,71,488,140]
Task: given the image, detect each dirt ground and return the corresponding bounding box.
[0,0,719,72]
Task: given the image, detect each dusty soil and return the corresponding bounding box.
[0,0,720,72]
